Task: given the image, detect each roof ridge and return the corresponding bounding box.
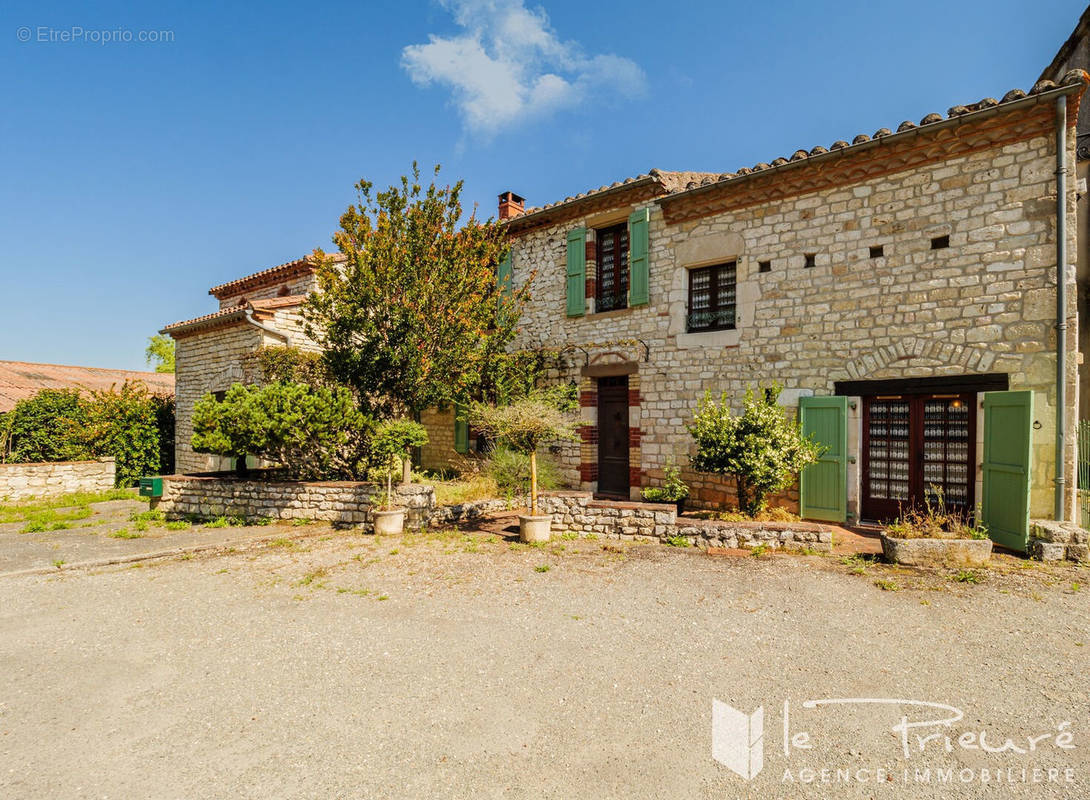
[507,71,1090,225]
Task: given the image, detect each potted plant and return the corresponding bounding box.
[641,463,691,514]
[880,495,992,567]
[470,388,579,542]
[370,419,429,535]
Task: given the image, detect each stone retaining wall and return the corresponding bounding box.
[538,491,831,551]
[153,475,434,530]
[0,458,116,501]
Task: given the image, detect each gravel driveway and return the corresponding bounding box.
[1,526,1088,799]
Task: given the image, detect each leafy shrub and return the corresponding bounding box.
[641,463,690,503]
[81,382,173,487]
[0,389,88,463]
[191,381,373,480]
[486,447,561,493]
[689,385,822,515]
[0,383,174,486]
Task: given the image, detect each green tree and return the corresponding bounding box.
[371,420,429,510]
[191,382,369,480]
[688,385,822,515]
[303,163,530,418]
[0,389,88,463]
[469,388,579,516]
[145,334,175,373]
[81,382,168,486]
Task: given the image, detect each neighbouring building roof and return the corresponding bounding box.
[207,253,346,299]
[160,295,307,338]
[505,71,1090,232]
[0,360,175,413]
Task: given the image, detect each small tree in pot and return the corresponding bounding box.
[370,419,429,534]
[470,388,578,542]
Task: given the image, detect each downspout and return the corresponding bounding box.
[243,305,290,345]
[1056,94,1069,522]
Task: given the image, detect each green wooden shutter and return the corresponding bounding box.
[497,250,512,300]
[453,402,469,454]
[982,390,1033,552]
[799,396,848,522]
[566,228,586,317]
[628,207,650,307]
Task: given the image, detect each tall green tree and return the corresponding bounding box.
[145,334,175,373]
[303,163,530,418]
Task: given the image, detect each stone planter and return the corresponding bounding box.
[880,534,992,567]
[373,508,406,535]
[519,514,551,543]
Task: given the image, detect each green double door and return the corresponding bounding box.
[799,391,1034,552]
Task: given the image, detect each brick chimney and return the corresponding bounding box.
[498,191,525,220]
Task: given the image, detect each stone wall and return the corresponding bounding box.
[419,406,457,471]
[173,325,263,473]
[508,119,1080,519]
[153,474,434,529]
[0,458,115,501]
[1028,519,1090,561]
[537,491,831,550]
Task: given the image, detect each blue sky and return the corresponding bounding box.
[0,0,1084,370]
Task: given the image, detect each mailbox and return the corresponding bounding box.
[138,477,163,498]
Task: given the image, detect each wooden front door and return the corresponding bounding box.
[862,394,975,522]
[597,376,630,497]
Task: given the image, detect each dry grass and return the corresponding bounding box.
[431,475,502,506]
[688,506,800,523]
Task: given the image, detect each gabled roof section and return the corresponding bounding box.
[504,71,1090,233]
[658,72,1090,224]
[208,253,346,299]
[160,295,307,338]
[0,361,175,412]
[502,169,718,234]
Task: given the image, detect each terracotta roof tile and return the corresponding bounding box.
[208,253,346,298]
[160,295,308,337]
[507,71,1090,227]
[0,361,174,413]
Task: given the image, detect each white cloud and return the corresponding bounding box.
[402,0,647,135]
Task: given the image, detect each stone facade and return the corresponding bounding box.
[502,86,1084,522]
[419,405,458,471]
[153,474,434,530]
[0,458,115,501]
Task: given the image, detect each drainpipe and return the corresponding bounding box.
[243,305,290,345]
[1055,94,1068,522]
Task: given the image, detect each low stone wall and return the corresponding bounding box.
[153,475,435,530]
[0,458,116,501]
[538,491,831,551]
[1029,520,1090,562]
[430,497,527,526]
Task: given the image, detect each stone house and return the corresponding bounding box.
[160,253,343,473]
[162,68,1089,552]
[481,71,1090,552]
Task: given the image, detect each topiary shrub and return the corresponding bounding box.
[688,385,822,516]
[469,387,578,516]
[191,381,372,480]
